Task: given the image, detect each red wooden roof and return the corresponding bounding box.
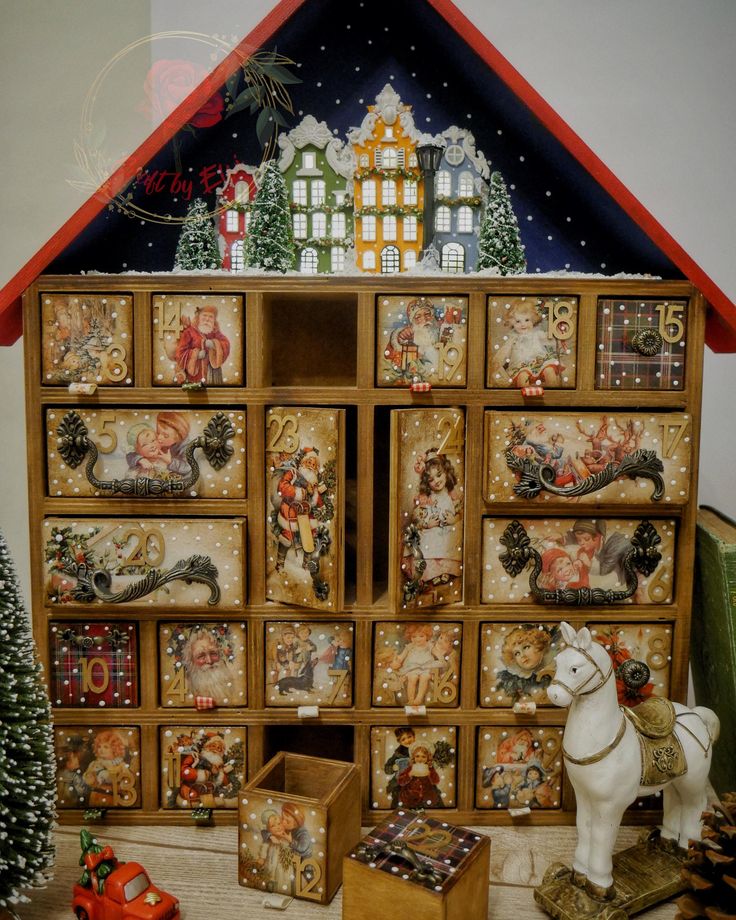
[1,0,734,350]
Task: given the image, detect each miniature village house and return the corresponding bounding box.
[216,164,258,271]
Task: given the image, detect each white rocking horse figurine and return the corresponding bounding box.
[548,622,719,901]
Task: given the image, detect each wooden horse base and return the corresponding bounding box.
[534,834,688,920]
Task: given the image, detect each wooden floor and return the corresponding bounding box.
[12,824,679,919]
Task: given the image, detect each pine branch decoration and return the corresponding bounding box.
[244,160,295,272]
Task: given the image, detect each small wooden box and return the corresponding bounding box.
[343,810,490,920]
[238,751,360,904]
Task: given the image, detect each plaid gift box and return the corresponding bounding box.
[595,298,687,390]
[343,810,490,920]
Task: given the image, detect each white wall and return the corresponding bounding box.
[0,0,734,601]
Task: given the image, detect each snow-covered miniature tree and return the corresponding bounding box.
[173,198,222,271]
[245,160,295,272]
[477,171,526,274]
[0,530,55,914]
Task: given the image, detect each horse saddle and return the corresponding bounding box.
[623,698,687,785]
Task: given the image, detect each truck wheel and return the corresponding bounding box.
[76,909,89,920]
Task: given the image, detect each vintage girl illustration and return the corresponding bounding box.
[373,622,461,707]
[265,622,353,707]
[397,743,444,808]
[477,726,562,810]
[374,725,456,810]
[493,299,563,387]
[55,727,140,809]
[487,624,560,704]
[125,411,192,479]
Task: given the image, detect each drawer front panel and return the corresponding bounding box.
[376,294,468,387]
[587,621,673,705]
[47,407,246,499]
[159,622,247,707]
[482,517,676,605]
[476,726,564,810]
[41,292,134,386]
[370,725,458,809]
[480,622,563,709]
[487,294,578,389]
[55,725,141,809]
[485,411,692,505]
[152,293,244,386]
[160,725,247,809]
[43,517,246,609]
[595,297,688,391]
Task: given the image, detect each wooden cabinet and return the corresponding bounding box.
[23,275,705,826]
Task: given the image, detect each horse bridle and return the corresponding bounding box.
[552,646,627,767]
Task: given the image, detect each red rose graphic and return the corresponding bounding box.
[140,59,223,128]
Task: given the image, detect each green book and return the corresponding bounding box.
[692,506,736,796]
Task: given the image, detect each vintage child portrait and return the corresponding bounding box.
[161,725,246,809]
[265,621,353,707]
[476,726,563,810]
[49,622,138,708]
[152,293,244,385]
[55,726,141,809]
[371,725,457,810]
[393,408,465,609]
[480,623,561,708]
[41,292,133,386]
[266,407,343,610]
[372,621,461,707]
[487,295,577,389]
[159,622,247,707]
[377,294,468,387]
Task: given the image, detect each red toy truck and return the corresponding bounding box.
[72,860,180,920]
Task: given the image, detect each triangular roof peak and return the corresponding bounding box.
[440,126,490,181]
[277,115,354,180]
[348,83,424,147]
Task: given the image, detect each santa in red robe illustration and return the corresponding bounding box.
[174,305,231,384]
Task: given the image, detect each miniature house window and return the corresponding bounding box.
[292,180,307,205]
[441,242,465,273]
[363,250,376,270]
[334,189,347,206]
[404,180,418,205]
[300,247,319,273]
[403,216,417,241]
[404,249,417,269]
[458,172,475,197]
[384,126,394,139]
[381,245,401,273]
[457,206,474,233]
[362,180,377,207]
[359,154,369,167]
[312,212,327,237]
[436,170,452,197]
[331,246,346,272]
[382,147,398,169]
[243,211,251,232]
[302,151,317,169]
[383,215,397,241]
[435,206,451,232]
[312,180,326,206]
[374,148,383,169]
[362,215,377,241]
[445,144,465,166]
[234,180,250,203]
[397,149,406,168]
[230,240,245,271]
[225,209,239,232]
[409,153,418,167]
[293,213,308,239]
[382,180,397,206]
[331,212,346,238]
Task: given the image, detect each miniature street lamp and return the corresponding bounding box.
[416,143,444,259]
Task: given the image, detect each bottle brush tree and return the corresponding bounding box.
[0,530,55,915]
[244,160,295,272]
[173,198,222,270]
[477,170,527,275]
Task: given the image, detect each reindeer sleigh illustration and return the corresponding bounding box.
[535,622,719,919]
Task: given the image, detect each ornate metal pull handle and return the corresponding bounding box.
[355,840,443,887]
[504,447,665,502]
[56,410,235,497]
[60,553,221,606]
[498,519,662,605]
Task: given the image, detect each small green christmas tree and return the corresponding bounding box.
[173,198,222,271]
[477,170,527,274]
[0,530,55,913]
[245,160,295,272]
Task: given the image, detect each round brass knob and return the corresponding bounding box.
[631,328,663,356]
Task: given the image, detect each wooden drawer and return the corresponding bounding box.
[370,725,458,810]
[55,725,141,809]
[595,296,688,391]
[160,725,247,809]
[487,294,578,389]
[43,517,247,609]
[40,292,134,386]
[475,725,563,811]
[47,407,246,499]
[485,410,692,505]
[159,621,248,708]
[481,516,676,605]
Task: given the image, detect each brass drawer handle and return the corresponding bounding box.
[59,553,221,606]
[505,445,665,502]
[56,410,235,497]
[498,519,662,604]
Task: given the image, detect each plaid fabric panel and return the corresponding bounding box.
[595,298,687,390]
[350,810,485,891]
[49,622,139,707]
